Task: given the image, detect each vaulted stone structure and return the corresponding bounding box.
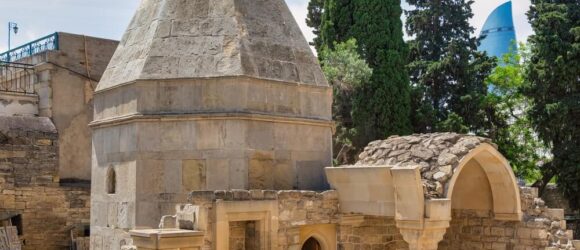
[326,133,524,249]
[90,0,332,248]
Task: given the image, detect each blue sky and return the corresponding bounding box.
[0,0,532,52]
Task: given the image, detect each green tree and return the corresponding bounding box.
[320,0,355,53]
[306,0,325,52]
[321,0,412,148]
[525,0,580,209]
[486,44,549,182]
[321,39,373,164]
[406,0,496,135]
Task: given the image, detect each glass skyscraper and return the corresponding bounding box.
[478,1,517,59]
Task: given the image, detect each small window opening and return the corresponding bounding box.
[106,166,116,194]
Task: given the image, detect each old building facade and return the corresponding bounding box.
[0,33,118,249]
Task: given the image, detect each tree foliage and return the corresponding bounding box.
[486,45,549,182]
[321,39,373,164]
[306,0,325,51]
[525,0,580,209]
[406,0,496,135]
[321,0,411,149]
[320,0,355,52]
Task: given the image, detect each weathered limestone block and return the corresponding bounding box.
[176,204,199,230]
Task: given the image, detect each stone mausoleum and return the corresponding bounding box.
[87,0,579,250]
[0,0,577,249]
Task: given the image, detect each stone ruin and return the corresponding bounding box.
[356,133,495,198]
[88,0,579,249]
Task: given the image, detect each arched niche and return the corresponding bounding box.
[106,166,116,194]
[299,224,336,250]
[302,237,323,250]
[445,143,521,221]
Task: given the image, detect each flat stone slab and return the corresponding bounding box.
[129,229,204,238]
[0,116,56,133]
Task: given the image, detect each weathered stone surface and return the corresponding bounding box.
[97,0,327,91]
[0,116,56,134]
[356,133,495,198]
[0,117,90,250]
[439,187,574,250]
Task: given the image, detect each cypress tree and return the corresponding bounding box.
[320,0,412,148]
[525,0,580,209]
[306,0,325,52]
[406,0,496,134]
[320,0,355,51]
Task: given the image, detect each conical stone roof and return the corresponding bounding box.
[97,0,327,91]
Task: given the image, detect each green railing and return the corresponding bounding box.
[0,33,59,62]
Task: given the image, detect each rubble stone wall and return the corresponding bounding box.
[439,187,574,250]
[0,117,90,250]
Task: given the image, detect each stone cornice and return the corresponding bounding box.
[89,111,335,129]
[94,75,332,95]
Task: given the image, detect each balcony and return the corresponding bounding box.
[0,33,59,63]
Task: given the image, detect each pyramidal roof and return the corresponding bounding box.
[97,0,327,91]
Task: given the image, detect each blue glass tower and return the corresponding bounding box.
[478,1,517,59]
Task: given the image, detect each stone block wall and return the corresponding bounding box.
[0,186,90,249]
[439,187,575,250]
[337,216,407,250]
[0,117,90,250]
[185,190,411,250]
[186,189,340,250]
[277,190,340,249]
[0,117,59,188]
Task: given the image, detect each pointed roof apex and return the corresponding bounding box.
[97,0,327,92]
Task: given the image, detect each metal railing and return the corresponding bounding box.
[0,33,59,62]
[0,61,35,94]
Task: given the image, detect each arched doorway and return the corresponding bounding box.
[302,237,322,250]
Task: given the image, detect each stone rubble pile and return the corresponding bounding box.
[356,132,494,198]
[520,187,577,249]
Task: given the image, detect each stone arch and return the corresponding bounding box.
[106,166,116,194]
[330,133,524,249]
[445,143,521,220]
